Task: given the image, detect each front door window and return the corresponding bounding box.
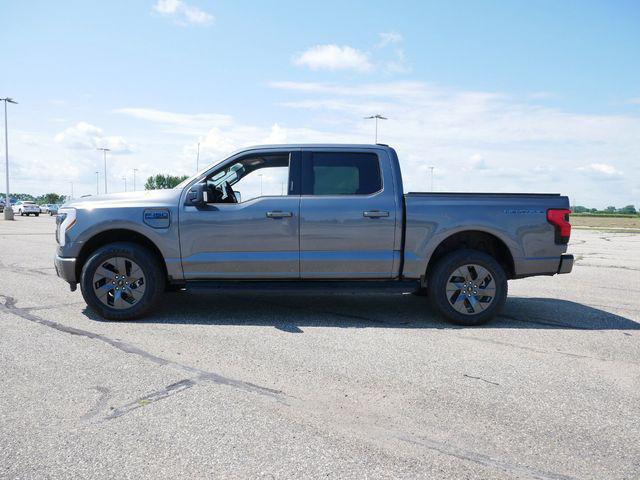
[205,153,291,204]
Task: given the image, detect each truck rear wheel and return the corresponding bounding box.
[427,249,507,326]
[80,242,164,320]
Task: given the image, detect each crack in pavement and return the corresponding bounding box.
[105,379,197,420]
[81,386,112,421]
[393,431,579,480]
[0,295,285,418]
[456,334,621,363]
[462,374,500,386]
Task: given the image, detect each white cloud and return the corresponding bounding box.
[271,80,430,98]
[54,122,133,154]
[377,32,403,47]
[152,0,213,26]
[153,0,180,14]
[463,154,490,171]
[262,123,288,144]
[578,163,622,176]
[385,49,411,74]
[293,45,372,72]
[528,91,557,100]
[375,32,411,74]
[115,107,232,129]
[292,35,409,75]
[198,127,237,156]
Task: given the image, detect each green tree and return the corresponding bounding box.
[572,205,589,213]
[618,205,637,215]
[36,193,66,205]
[8,193,35,201]
[604,206,616,213]
[145,174,189,190]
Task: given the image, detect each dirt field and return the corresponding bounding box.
[571,214,640,229]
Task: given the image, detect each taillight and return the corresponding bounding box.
[547,209,571,244]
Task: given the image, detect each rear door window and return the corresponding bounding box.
[304,152,382,195]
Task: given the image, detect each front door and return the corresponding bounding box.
[299,148,399,279]
[179,150,301,279]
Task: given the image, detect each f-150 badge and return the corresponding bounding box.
[143,209,170,228]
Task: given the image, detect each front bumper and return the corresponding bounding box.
[54,254,77,286]
[557,254,574,274]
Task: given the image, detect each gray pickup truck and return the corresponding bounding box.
[55,144,573,325]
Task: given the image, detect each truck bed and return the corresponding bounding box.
[401,192,570,279]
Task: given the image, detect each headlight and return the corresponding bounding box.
[56,208,77,246]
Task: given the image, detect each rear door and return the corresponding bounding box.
[299,148,399,278]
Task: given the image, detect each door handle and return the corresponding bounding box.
[266,211,293,218]
[363,210,389,218]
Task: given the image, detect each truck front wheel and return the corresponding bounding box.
[427,249,507,326]
[80,242,164,320]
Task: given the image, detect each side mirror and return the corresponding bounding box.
[186,182,207,206]
[234,191,241,203]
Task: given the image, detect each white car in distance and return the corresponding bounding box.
[14,201,41,216]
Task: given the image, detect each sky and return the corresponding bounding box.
[1,0,639,207]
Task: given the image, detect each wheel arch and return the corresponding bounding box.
[75,229,168,282]
[425,230,515,281]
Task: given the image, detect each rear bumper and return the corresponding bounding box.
[557,254,574,274]
[54,255,77,286]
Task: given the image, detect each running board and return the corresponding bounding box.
[183,279,419,293]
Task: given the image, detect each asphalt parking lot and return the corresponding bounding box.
[1,216,638,479]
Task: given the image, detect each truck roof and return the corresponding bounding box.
[238,143,393,150]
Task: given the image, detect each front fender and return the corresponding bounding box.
[60,206,183,281]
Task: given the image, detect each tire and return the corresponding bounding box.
[35,213,39,217]
[80,242,164,320]
[427,249,507,326]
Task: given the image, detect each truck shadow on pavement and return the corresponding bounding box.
[87,290,640,331]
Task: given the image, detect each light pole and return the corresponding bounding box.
[364,114,387,144]
[95,171,99,195]
[2,97,17,220]
[97,147,110,194]
[196,142,200,172]
[259,173,263,196]
[429,166,435,191]
[122,176,127,192]
[133,168,138,191]
[69,182,74,200]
